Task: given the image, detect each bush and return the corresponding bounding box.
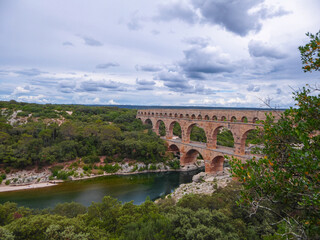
[168,160,180,169]
[104,164,121,173]
[149,164,157,171]
[5,180,10,185]
[82,155,100,164]
[5,167,10,174]
[0,174,6,180]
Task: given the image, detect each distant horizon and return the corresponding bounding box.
[1,99,287,111]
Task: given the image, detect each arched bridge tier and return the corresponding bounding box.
[137,108,283,173]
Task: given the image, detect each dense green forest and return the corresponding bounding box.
[0,101,167,168]
[0,183,279,240]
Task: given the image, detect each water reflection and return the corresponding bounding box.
[0,169,203,209]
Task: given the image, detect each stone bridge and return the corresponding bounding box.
[137,109,282,173]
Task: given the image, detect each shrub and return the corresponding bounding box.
[149,164,157,171]
[1,174,6,180]
[5,167,10,174]
[82,155,100,164]
[168,160,180,169]
[5,180,10,185]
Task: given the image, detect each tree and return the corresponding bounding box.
[299,30,320,72]
[231,31,320,239]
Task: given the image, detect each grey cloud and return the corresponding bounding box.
[276,88,282,94]
[96,63,119,69]
[127,11,143,31]
[151,30,160,35]
[248,40,287,59]
[136,86,154,91]
[15,68,47,76]
[79,80,122,92]
[192,0,263,36]
[247,84,260,92]
[155,71,186,82]
[59,81,76,89]
[154,2,198,24]
[136,78,156,86]
[83,37,103,46]
[62,41,73,46]
[257,6,291,19]
[179,46,235,78]
[183,37,210,47]
[135,64,162,72]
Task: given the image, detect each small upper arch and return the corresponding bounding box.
[204,115,209,120]
[241,116,248,123]
[197,114,202,120]
[191,114,196,119]
[231,116,237,122]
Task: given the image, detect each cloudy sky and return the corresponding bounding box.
[0,0,319,107]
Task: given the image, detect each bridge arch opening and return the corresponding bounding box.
[253,117,259,123]
[156,120,166,137]
[241,116,248,123]
[191,114,196,119]
[231,116,237,122]
[187,124,207,143]
[212,126,234,148]
[144,119,153,129]
[179,114,183,118]
[212,115,217,121]
[169,113,172,117]
[169,121,182,138]
[241,129,261,154]
[208,156,224,173]
[185,114,189,118]
[204,115,209,120]
[197,114,202,120]
[175,113,178,117]
[182,149,203,165]
[221,116,226,121]
[168,144,180,160]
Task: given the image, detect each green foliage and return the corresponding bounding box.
[230,87,320,239]
[299,30,320,72]
[173,122,181,138]
[190,125,207,143]
[53,202,87,218]
[158,121,166,136]
[5,180,10,185]
[217,128,234,147]
[168,160,180,169]
[82,155,100,164]
[104,163,121,173]
[0,102,167,168]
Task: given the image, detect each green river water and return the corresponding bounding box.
[0,169,202,209]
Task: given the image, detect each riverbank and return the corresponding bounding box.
[165,168,232,201]
[0,160,204,193]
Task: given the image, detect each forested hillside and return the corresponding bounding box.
[0,101,167,168]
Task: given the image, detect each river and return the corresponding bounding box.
[0,169,202,209]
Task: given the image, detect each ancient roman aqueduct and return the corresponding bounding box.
[137,109,283,173]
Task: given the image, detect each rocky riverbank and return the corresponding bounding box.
[167,168,232,201]
[0,160,205,193]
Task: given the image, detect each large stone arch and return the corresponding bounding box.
[155,119,166,136]
[144,118,153,126]
[168,120,182,139]
[185,123,207,143]
[239,128,257,155]
[206,155,225,173]
[181,149,203,165]
[168,144,180,159]
[210,125,235,149]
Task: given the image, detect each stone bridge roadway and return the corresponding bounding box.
[137,108,282,173]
